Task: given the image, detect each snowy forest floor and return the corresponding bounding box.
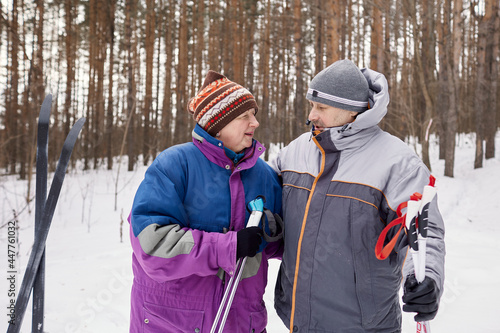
[1,132,499,333]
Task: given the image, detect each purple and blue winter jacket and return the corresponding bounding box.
[129,124,282,332]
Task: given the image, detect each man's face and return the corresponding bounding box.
[307,101,357,132]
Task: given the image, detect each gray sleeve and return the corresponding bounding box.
[268,146,285,175]
[138,223,194,259]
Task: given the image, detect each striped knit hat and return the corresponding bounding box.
[188,70,259,136]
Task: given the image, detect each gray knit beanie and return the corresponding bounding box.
[306,59,369,113]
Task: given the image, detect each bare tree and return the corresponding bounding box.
[106,0,116,170]
[439,0,459,177]
[293,0,305,137]
[484,0,498,159]
[327,0,341,64]
[161,0,176,150]
[370,0,384,71]
[143,0,156,165]
[125,0,137,171]
[64,0,76,140]
[173,0,189,145]
[6,0,20,176]
[473,0,496,168]
[2,0,499,175]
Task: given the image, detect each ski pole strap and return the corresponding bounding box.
[261,209,284,243]
[375,201,407,260]
[375,175,436,260]
[375,193,418,260]
[375,192,423,260]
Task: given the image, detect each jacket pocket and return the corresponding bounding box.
[249,308,267,333]
[350,201,400,329]
[142,301,204,333]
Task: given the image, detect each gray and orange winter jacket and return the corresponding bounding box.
[272,68,445,332]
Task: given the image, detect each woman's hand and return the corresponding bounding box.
[236,227,263,260]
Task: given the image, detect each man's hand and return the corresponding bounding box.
[402,274,439,321]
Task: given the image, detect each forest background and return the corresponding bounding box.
[0,0,499,187]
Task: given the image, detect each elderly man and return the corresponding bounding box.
[272,59,445,332]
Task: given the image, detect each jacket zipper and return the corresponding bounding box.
[288,136,326,333]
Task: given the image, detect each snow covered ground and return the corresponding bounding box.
[1,132,499,333]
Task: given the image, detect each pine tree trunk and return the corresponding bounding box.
[94,0,106,169]
[222,0,233,78]
[208,0,219,70]
[484,0,498,159]
[64,0,75,140]
[174,0,189,145]
[383,0,391,78]
[293,0,305,138]
[143,0,155,165]
[27,0,45,183]
[84,0,96,170]
[161,0,175,150]
[259,0,271,160]
[443,0,458,177]
[245,0,257,93]
[315,0,324,74]
[411,0,434,170]
[126,0,137,171]
[195,0,204,88]
[327,0,340,64]
[370,0,383,71]
[232,0,243,83]
[106,0,116,170]
[8,0,20,176]
[475,19,487,169]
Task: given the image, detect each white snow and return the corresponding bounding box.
[1,132,499,333]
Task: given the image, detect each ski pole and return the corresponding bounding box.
[405,194,421,276]
[405,194,432,333]
[416,176,436,283]
[414,176,437,333]
[210,197,265,333]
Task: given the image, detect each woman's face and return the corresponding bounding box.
[218,109,259,153]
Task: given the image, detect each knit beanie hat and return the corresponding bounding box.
[188,70,259,136]
[306,59,369,113]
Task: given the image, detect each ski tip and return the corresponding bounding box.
[41,94,53,107]
[74,117,86,129]
[39,94,53,121]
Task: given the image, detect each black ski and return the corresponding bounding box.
[33,94,51,332]
[7,109,85,333]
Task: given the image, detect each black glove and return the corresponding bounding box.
[236,227,263,260]
[402,274,439,322]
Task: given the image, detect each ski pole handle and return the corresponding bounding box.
[405,198,421,275]
[247,197,265,227]
[417,180,437,282]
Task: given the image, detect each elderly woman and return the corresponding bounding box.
[129,71,282,332]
